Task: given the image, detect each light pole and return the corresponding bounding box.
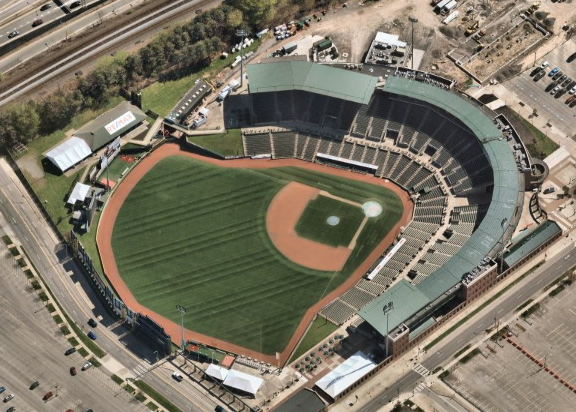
[383,302,394,359]
[236,28,248,88]
[409,17,418,70]
[176,305,187,352]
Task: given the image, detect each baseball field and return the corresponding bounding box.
[101,145,408,357]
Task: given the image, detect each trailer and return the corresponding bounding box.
[442,10,459,24]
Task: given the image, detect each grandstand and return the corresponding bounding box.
[229,60,524,362]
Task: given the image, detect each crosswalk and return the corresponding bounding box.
[414,382,427,394]
[132,359,151,377]
[412,363,431,377]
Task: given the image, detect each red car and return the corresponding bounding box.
[32,19,43,27]
[43,391,53,401]
[70,366,77,376]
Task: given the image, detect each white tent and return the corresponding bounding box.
[315,351,376,399]
[45,137,92,172]
[205,364,230,381]
[223,369,263,395]
[67,182,91,205]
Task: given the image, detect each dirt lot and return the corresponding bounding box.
[444,281,576,412]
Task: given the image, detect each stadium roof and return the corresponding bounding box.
[504,221,561,267]
[75,101,146,151]
[360,77,521,335]
[246,61,377,105]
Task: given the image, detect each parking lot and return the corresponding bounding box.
[444,281,576,412]
[0,243,146,412]
[504,38,576,138]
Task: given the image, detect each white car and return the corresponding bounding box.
[3,393,14,402]
[171,371,184,382]
[540,61,549,69]
[551,86,560,94]
[569,86,576,94]
[81,362,92,371]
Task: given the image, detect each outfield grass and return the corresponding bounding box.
[290,317,339,362]
[187,129,243,157]
[111,156,403,354]
[295,195,364,247]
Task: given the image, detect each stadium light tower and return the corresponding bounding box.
[383,302,394,358]
[236,28,249,88]
[176,305,187,352]
[409,17,418,70]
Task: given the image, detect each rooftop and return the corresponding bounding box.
[246,60,378,105]
[504,221,561,267]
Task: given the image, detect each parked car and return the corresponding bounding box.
[550,86,561,94]
[70,1,81,8]
[87,331,97,340]
[81,362,92,371]
[540,60,550,69]
[549,67,560,76]
[70,366,77,376]
[4,394,14,402]
[65,347,76,356]
[570,99,576,108]
[562,77,572,87]
[40,3,51,10]
[560,74,568,81]
[530,67,542,76]
[172,371,184,382]
[545,81,559,92]
[533,71,546,82]
[543,187,555,194]
[29,381,40,390]
[567,52,576,63]
[87,318,97,328]
[552,71,563,80]
[32,19,43,27]
[7,406,15,412]
[0,387,5,394]
[215,406,225,412]
[555,88,567,98]
[566,95,576,104]
[42,391,54,401]
[7,31,18,38]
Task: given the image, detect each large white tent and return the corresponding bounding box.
[315,351,376,399]
[223,369,263,395]
[45,137,92,172]
[205,364,230,381]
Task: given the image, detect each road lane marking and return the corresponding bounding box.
[547,323,564,337]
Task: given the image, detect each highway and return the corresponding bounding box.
[0,0,212,105]
[357,242,576,412]
[0,159,219,412]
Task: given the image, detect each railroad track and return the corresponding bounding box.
[0,0,216,106]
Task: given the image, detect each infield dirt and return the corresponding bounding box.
[97,143,413,364]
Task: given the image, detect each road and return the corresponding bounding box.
[504,38,576,138]
[0,0,211,105]
[0,241,148,412]
[357,242,576,412]
[0,159,219,412]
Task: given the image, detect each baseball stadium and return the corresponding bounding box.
[98,60,528,367]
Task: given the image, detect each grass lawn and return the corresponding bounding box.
[141,40,261,117]
[295,195,364,247]
[16,97,125,275]
[111,156,403,354]
[496,106,559,159]
[290,317,338,362]
[187,129,243,157]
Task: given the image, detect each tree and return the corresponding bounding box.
[228,0,277,26]
[0,103,40,147]
[226,9,243,29]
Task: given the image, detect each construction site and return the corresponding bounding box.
[447,2,549,83]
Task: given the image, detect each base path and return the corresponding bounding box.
[97,143,413,365]
[266,182,351,271]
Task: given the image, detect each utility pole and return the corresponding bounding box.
[409,17,418,70]
[236,28,248,88]
[383,302,394,359]
[176,305,187,352]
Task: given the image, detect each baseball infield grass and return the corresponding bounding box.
[295,195,364,247]
[111,155,403,354]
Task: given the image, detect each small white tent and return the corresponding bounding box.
[45,137,92,172]
[67,182,91,205]
[205,364,230,381]
[223,369,263,395]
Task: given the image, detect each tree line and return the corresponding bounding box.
[0,0,346,148]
